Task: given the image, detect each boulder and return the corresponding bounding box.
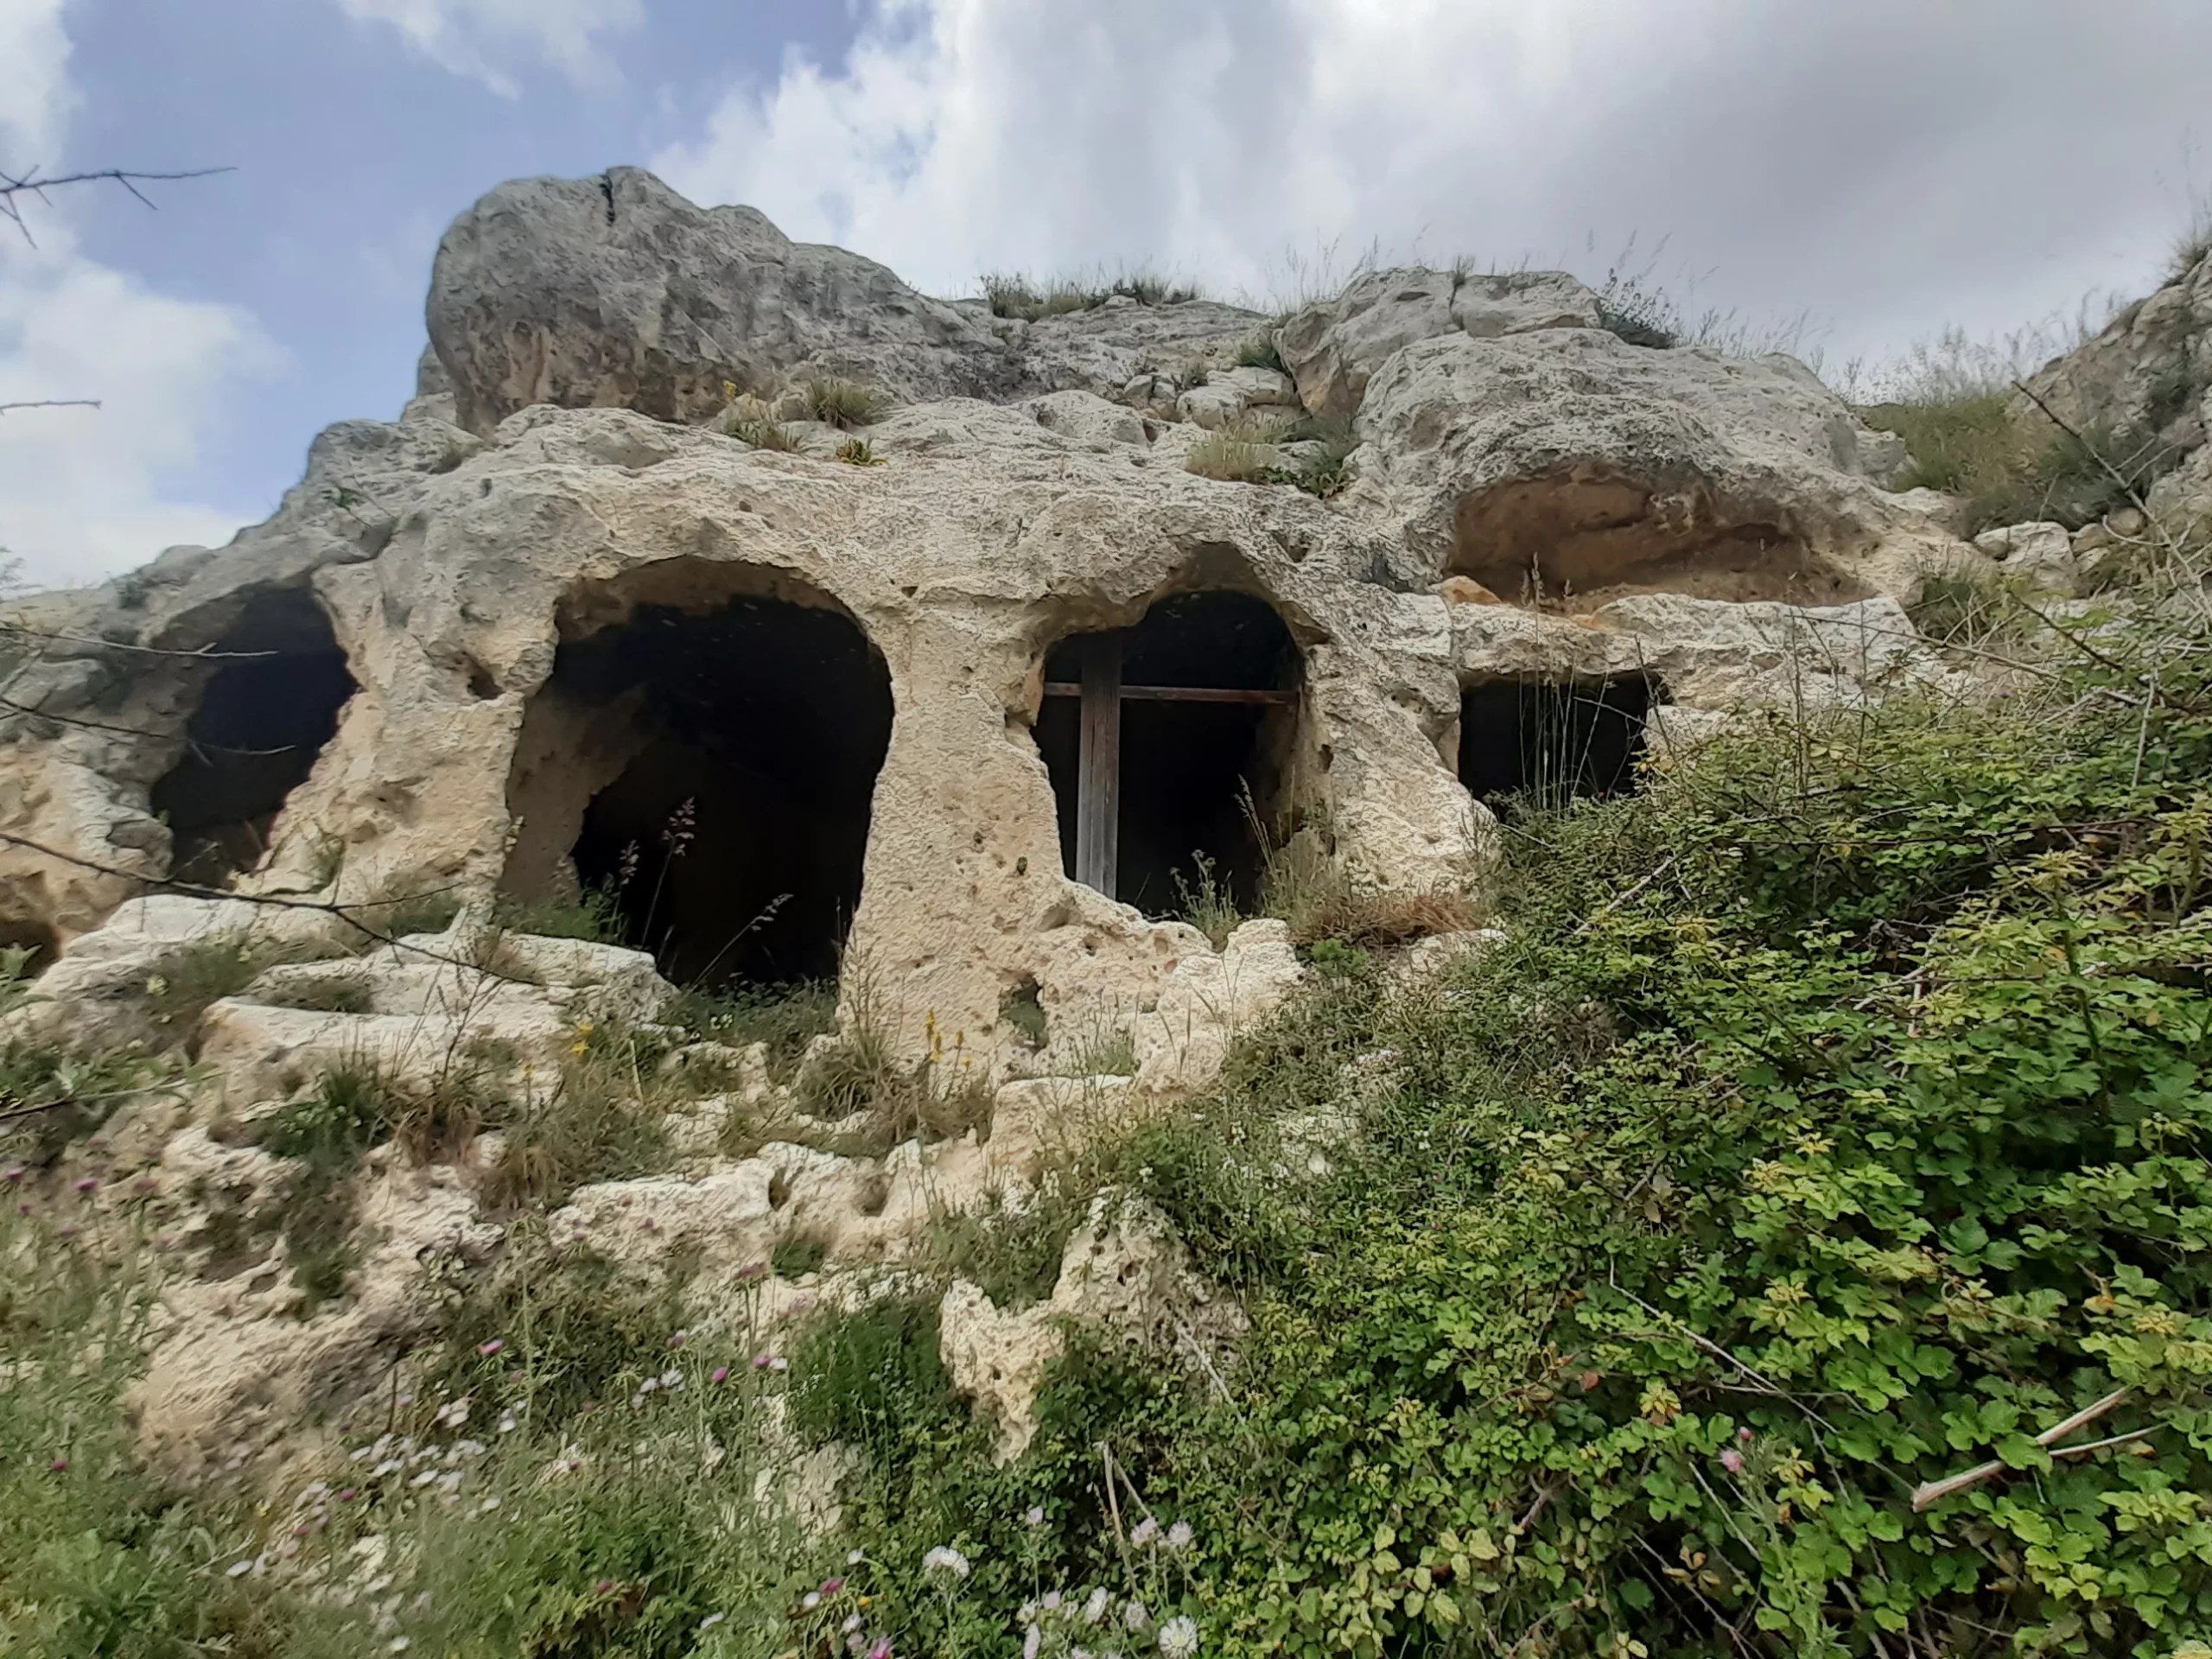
[426,168,1022,433]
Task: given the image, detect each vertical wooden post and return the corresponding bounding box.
[1076,631,1122,897]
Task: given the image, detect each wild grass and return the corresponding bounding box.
[141,931,340,1038]
[785,1289,963,1466]
[1182,432,1276,484]
[804,377,889,429]
[473,1027,671,1211]
[979,269,1204,321]
[1230,332,1286,372]
[346,878,463,942]
[492,883,626,946]
[833,435,885,466]
[2169,187,2212,283]
[671,979,839,1082]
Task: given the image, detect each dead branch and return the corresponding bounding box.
[0,165,232,245]
[0,399,100,416]
[1910,1388,2133,1511]
[0,827,525,983]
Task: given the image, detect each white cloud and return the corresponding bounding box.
[0,0,284,591]
[332,0,643,96]
[655,0,2212,370]
[0,0,74,159]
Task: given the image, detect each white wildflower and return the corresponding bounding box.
[1166,1521,1192,1551]
[1085,1587,1110,1625]
[843,1613,865,1635]
[1131,1516,1159,1547]
[848,1548,866,1565]
[1026,1504,1046,1526]
[1124,1600,1149,1630]
[923,1545,972,1579]
[226,1560,255,1579]
[803,1592,823,1611]
[699,1613,727,1633]
[1159,1616,1198,1659]
[659,1366,683,1391]
[1025,1625,1042,1659]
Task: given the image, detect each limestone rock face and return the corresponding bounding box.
[1358,328,1959,606]
[3,170,1972,1082]
[2015,247,2212,518]
[427,168,1022,433]
[1280,267,1602,423]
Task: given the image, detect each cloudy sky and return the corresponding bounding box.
[2,0,2209,590]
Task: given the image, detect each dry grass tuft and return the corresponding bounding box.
[1185,433,1278,483]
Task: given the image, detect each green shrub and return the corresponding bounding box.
[833,435,885,466]
[769,1233,829,1279]
[1077,630,2212,1656]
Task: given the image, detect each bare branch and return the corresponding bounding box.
[0,164,233,246]
[0,399,100,416]
[1910,1388,2133,1511]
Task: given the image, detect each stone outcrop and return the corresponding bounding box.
[0,169,2005,1474]
[2012,247,2212,537]
[1280,266,1603,423]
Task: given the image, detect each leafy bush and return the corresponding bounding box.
[1069,631,2212,1657]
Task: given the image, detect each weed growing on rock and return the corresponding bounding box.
[835,435,886,465]
[1182,433,1274,484]
[806,378,890,429]
[1230,333,1285,372]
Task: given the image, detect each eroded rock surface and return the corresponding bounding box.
[0,169,2007,1478]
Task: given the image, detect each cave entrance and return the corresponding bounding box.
[1037,594,1302,916]
[505,580,893,987]
[149,588,355,886]
[1458,675,1659,807]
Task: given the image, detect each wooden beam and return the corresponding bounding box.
[1044,682,1297,705]
[1075,633,1122,896]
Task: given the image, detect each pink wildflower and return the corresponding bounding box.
[1719,1449,1745,1474]
[477,1339,505,1357]
[820,1577,846,1597]
[3,1167,22,1183]
[1738,1427,1754,1442]
[868,1641,893,1659]
[73,1176,97,1194]
[710,1366,730,1384]
[49,1457,68,1472]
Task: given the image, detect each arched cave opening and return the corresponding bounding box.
[1037,593,1304,917]
[1459,675,1662,808]
[149,588,356,886]
[1450,471,1867,611]
[506,585,893,987]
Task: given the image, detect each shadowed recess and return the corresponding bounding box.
[1450,469,1867,610]
[1459,675,1662,805]
[149,588,356,886]
[1038,593,1302,916]
[538,592,893,986]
